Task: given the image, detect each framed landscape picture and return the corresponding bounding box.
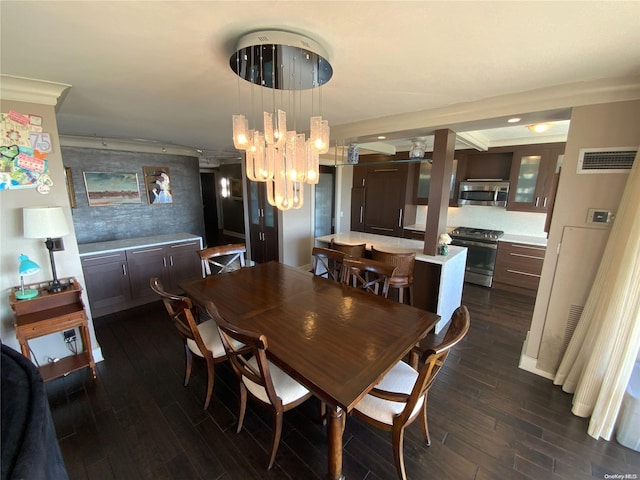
[83,172,141,206]
[143,166,173,205]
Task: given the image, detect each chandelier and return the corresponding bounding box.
[230,30,333,210]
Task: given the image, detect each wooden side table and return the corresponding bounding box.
[9,277,96,381]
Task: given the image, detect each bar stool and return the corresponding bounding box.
[329,239,366,259]
[370,246,416,306]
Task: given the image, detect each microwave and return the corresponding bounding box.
[458,180,510,207]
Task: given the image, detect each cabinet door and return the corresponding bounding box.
[248,182,278,263]
[166,240,202,291]
[364,167,406,237]
[350,186,365,232]
[126,246,168,301]
[508,148,559,212]
[81,251,131,316]
[413,159,458,206]
[493,242,546,293]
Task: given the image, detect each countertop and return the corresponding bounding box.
[315,231,466,266]
[78,233,202,256]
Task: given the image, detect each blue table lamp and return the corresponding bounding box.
[16,254,40,300]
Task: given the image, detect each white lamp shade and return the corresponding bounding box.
[23,207,70,239]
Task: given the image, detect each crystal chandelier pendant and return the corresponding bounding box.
[306,140,320,185]
[232,115,249,150]
[230,30,332,210]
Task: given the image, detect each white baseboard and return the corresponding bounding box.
[93,346,104,363]
[519,337,554,380]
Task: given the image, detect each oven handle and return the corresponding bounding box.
[451,239,498,249]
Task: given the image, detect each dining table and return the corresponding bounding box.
[180,261,439,480]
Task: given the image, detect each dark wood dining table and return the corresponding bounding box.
[180,262,439,480]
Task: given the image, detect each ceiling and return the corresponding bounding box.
[1,1,639,168]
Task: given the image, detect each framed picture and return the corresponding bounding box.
[83,171,141,206]
[230,178,243,199]
[143,166,173,205]
[64,167,76,208]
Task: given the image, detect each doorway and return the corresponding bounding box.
[200,172,220,247]
[315,166,335,237]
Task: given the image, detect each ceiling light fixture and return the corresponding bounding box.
[230,30,333,211]
[377,135,386,140]
[528,123,551,133]
[507,117,521,123]
[409,139,427,161]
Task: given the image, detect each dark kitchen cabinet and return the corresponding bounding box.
[350,186,365,232]
[351,159,414,237]
[507,145,564,212]
[493,241,546,296]
[80,251,132,316]
[127,245,170,303]
[364,165,407,236]
[81,236,202,317]
[248,181,279,263]
[127,239,202,301]
[413,159,458,206]
[164,240,204,290]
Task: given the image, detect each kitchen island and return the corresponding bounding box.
[316,232,467,333]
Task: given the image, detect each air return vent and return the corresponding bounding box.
[577,147,637,173]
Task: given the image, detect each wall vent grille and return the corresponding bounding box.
[560,304,584,358]
[577,147,637,173]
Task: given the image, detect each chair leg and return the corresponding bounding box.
[267,410,283,470]
[409,285,414,307]
[420,396,431,446]
[237,382,247,433]
[183,344,193,387]
[203,356,215,410]
[392,423,408,480]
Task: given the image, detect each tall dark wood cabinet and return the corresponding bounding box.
[351,157,414,237]
[248,181,279,263]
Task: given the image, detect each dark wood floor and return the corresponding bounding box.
[47,283,640,479]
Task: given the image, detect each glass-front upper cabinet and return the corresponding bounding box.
[513,154,542,204]
[413,159,457,205]
[507,147,564,212]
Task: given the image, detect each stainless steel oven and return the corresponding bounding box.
[450,227,504,287]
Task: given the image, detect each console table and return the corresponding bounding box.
[9,277,96,381]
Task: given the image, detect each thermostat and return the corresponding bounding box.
[587,208,615,225]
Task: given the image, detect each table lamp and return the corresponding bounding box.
[23,206,70,293]
[16,254,40,300]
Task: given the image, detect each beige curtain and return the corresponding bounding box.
[554,149,640,440]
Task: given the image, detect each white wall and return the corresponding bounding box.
[279,182,314,267]
[524,100,640,376]
[0,96,102,365]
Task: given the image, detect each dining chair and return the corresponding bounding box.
[198,243,247,276]
[352,305,471,480]
[340,257,397,298]
[311,246,349,281]
[329,239,366,259]
[205,301,313,470]
[370,247,416,306]
[150,277,235,410]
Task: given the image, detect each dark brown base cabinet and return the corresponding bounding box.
[80,236,203,317]
[492,241,546,296]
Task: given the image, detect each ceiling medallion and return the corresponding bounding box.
[230,30,333,211]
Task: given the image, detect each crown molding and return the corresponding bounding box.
[332,75,640,142]
[59,134,201,157]
[0,75,71,106]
